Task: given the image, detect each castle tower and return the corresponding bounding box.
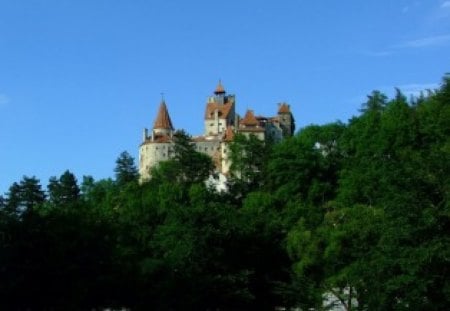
[277,102,295,137]
[139,100,175,181]
[204,81,236,136]
[152,100,174,138]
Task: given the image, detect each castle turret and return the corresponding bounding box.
[277,102,295,137]
[139,99,175,181]
[152,100,174,139]
[204,81,235,136]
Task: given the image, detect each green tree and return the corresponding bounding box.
[48,170,80,207]
[4,176,45,216]
[172,130,214,184]
[359,90,388,113]
[114,151,139,186]
[228,133,270,198]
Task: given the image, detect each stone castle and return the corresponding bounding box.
[139,81,295,180]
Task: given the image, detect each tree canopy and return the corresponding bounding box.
[1,75,449,310]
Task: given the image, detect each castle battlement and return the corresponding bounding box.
[139,82,295,181]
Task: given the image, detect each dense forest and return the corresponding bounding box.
[1,75,449,310]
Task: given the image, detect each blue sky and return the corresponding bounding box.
[0,0,449,194]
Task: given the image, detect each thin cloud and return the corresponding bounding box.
[395,34,450,48]
[361,34,450,58]
[0,94,10,106]
[441,1,450,8]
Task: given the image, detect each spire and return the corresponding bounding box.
[153,100,174,130]
[214,80,226,95]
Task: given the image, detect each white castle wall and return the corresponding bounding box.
[204,117,227,136]
[139,142,173,181]
[220,142,231,175]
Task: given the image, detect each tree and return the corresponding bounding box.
[114,151,139,186]
[229,134,267,181]
[359,90,388,113]
[228,133,270,198]
[4,177,45,216]
[48,170,80,207]
[174,130,215,184]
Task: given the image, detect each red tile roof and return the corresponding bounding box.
[153,101,174,130]
[141,134,172,145]
[204,101,234,120]
[278,103,291,113]
[240,110,258,126]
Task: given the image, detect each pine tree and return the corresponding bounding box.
[114,151,139,186]
[48,170,80,206]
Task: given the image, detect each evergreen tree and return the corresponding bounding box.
[114,151,139,186]
[48,170,80,206]
[5,177,45,216]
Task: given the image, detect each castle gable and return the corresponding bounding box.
[204,98,235,120]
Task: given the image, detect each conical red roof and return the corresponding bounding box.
[240,110,258,126]
[214,80,226,94]
[153,100,174,130]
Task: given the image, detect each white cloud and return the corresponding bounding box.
[0,94,10,106]
[361,34,450,58]
[395,34,450,48]
[441,1,450,8]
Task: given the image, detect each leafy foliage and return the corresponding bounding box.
[0,76,449,310]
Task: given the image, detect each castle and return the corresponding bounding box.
[139,81,295,180]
